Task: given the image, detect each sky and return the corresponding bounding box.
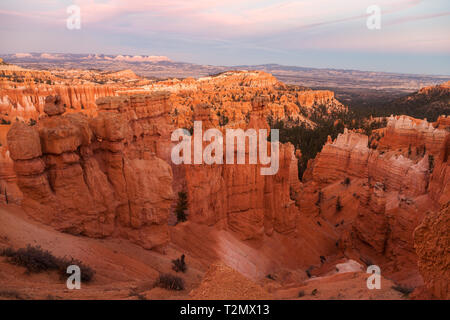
[0,0,449,75]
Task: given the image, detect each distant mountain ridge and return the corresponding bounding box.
[2,52,450,113]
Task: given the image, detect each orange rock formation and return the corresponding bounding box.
[414,203,449,300]
[303,117,449,289]
[6,94,174,250]
[0,70,448,300]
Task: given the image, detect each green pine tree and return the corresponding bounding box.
[175,191,188,223]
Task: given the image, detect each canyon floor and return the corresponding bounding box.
[0,204,405,300]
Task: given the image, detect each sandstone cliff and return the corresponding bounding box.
[4,92,340,284]
[0,83,117,121]
[6,94,174,249]
[378,115,448,155]
[121,71,345,130]
[303,119,449,286]
[181,98,299,239]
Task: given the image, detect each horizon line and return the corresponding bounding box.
[1,51,450,78]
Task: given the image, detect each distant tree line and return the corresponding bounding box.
[269,105,385,180]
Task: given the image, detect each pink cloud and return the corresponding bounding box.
[386,11,450,26]
[1,0,447,54]
[0,0,428,35]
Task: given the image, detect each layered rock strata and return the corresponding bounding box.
[6,94,174,249]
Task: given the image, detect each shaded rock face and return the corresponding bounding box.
[378,115,448,155]
[183,143,299,240]
[43,95,66,116]
[304,122,449,286]
[414,204,450,300]
[180,97,299,240]
[7,94,174,250]
[0,145,22,205]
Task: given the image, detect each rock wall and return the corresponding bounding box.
[310,130,370,184]
[378,115,448,155]
[123,71,345,130]
[179,98,299,240]
[6,94,174,249]
[304,121,449,285]
[414,203,450,299]
[0,145,22,204]
[310,128,431,197]
[428,134,450,206]
[297,90,340,109]
[0,84,117,121]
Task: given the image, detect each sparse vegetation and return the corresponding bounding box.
[360,256,374,267]
[289,186,296,201]
[58,257,95,283]
[4,188,8,204]
[270,106,381,180]
[0,290,25,299]
[306,266,314,278]
[316,191,323,206]
[129,287,146,300]
[217,111,229,126]
[392,285,414,296]
[0,245,94,282]
[172,254,187,273]
[343,177,351,186]
[1,245,60,273]
[154,273,185,291]
[336,196,343,212]
[428,155,434,173]
[348,87,449,123]
[266,274,276,280]
[175,191,188,223]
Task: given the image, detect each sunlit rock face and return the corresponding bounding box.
[2,68,448,299]
[122,70,345,130]
[0,64,153,122]
[179,97,300,240]
[378,115,448,155]
[0,82,118,120]
[7,93,174,250]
